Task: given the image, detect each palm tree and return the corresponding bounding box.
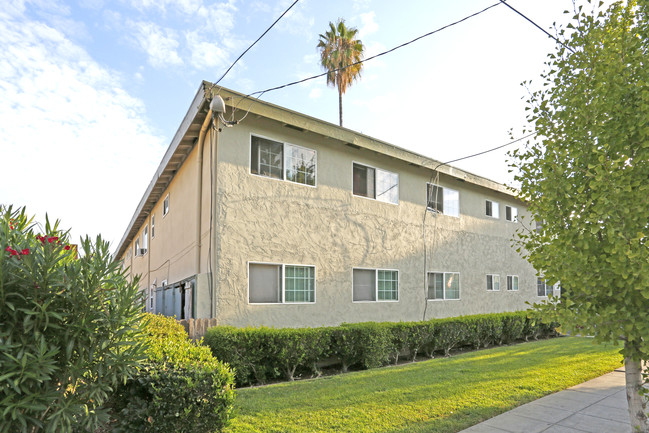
[317,19,365,127]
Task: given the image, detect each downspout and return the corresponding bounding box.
[195,110,213,276]
[211,117,219,319]
[195,109,213,318]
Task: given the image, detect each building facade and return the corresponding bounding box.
[115,82,553,328]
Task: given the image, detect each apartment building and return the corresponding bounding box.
[115,81,553,328]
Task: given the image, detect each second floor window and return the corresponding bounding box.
[250,135,316,186]
[427,184,459,217]
[353,163,399,204]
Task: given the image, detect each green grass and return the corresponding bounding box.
[225,337,622,433]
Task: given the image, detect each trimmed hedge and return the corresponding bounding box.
[110,314,236,433]
[204,312,559,387]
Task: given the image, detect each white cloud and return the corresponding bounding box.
[0,5,164,249]
[358,11,378,38]
[185,30,230,70]
[130,21,183,67]
[309,88,322,99]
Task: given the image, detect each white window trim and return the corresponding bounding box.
[151,214,156,239]
[248,133,318,188]
[351,267,400,303]
[142,226,149,254]
[486,274,500,291]
[537,277,554,297]
[507,275,519,291]
[163,194,170,217]
[351,161,399,206]
[505,205,518,223]
[486,199,499,219]
[426,271,462,301]
[247,261,317,305]
[426,183,460,218]
[134,238,140,257]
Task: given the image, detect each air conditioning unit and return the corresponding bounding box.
[137,248,147,256]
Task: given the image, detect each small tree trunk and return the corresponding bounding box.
[624,356,648,431]
[338,85,343,127]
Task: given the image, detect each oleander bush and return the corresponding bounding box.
[0,206,145,433]
[205,311,559,387]
[110,314,235,433]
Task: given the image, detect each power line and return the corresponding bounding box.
[498,0,576,54]
[213,0,301,86]
[245,2,503,98]
[440,132,536,166]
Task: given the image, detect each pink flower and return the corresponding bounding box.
[64,245,71,251]
[21,249,29,255]
[4,246,11,252]
[10,249,18,256]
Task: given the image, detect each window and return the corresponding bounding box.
[249,263,315,304]
[507,275,519,291]
[142,226,148,252]
[427,184,459,217]
[505,206,518,222]
[151,215,155,238]
[427,272,460,300]
[250,135,316,186]
[353,268,399,301]
[535,219,544,233]
[537,278,553,296]
[163,194,169,216]
[134,238,140,256]
[353,163,399,204]
[486,274,500,291]
[486,200,499,218]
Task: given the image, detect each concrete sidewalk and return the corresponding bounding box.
[460,368,631,433]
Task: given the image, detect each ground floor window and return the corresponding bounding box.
[249,262,315,304]
[353,268,399,301]
[427,272,460,300]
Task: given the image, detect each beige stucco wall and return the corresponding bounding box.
[211,116,543,328]
[120,138,214,315]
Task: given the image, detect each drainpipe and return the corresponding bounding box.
[195,110,213,277]
[210,119,219,319]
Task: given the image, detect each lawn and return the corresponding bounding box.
[225,337,622,433]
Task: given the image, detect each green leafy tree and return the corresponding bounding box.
[317,18,365,127]
[509,1,649,429]
[0,206,145,432]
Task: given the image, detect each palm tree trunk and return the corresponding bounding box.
[338,83,343,127]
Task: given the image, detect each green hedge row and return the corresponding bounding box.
[204,312,558,386]
[109,314,236,433]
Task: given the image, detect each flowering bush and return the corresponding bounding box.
[0,206,145,433]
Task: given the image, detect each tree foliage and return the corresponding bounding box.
[0,206,145,432]
[317,18,365,126]
[509,1,649,428]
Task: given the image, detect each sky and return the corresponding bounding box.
[0,0,606,251]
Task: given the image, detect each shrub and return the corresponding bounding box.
[0,206,145,433]
[332,322,394,371]
[500,312,527,344]
[111,314,235,433]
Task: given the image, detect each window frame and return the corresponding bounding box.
[426,183,460,218]
[505,205,518,222]
[249,134,317,188]
[485,199,499,218]
[134,238,140,256]
[352,161,399,205]
[352,267,400,303]
[163,194,170,217]
[142,225,148,253]
[537,277,553,297]
[507,275,519,291]
[247,261,317,305]
[426,271,461,301]
[151,214,155,239]
[486,274,500,291]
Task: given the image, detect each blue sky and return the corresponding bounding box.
[0,0,606,250]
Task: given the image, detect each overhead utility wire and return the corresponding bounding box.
[245,2,503,98]
[498,0,576,54]
[438,131,536,167]
[213,0,301,86]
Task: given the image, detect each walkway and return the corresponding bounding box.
[460,367,631,433]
